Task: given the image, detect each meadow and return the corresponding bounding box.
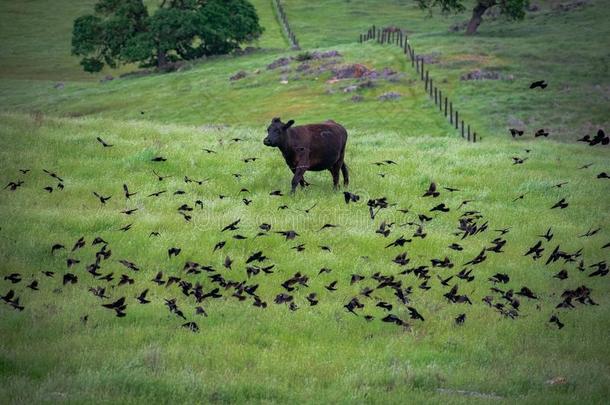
[0,0,609,403]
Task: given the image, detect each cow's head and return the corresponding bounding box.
[264,117,294,147]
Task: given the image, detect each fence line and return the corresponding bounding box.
[272,0,300,50]
[359,25,478,143]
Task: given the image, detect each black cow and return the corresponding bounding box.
[263,118,349,193]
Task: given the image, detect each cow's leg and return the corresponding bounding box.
[330,163,341,190]
[290,168,308,187]
[341,163,349,187]
[291,167,306,193]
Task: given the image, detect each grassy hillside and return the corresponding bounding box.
[0,0,286,82]
[0,44,458,135]
[282,0,610,140]
[1,0,608,141]
[0,112,609,403]
[0,0,609,403]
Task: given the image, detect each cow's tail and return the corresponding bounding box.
[341,163,349,186]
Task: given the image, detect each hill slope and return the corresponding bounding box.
[0,1,609,403]
[0,112,609,403]
[1,0,609,141]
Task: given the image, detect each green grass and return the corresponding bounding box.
[0,43,457,134]
[0,0,286,82]
[281,0,610,140]
[0,112,609,403]
[1,0,610,403]
[1,0,609,141]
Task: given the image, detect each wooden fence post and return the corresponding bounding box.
[467,124,471,141]
[438,90,442,111]
[444,97,448,116]
[429,79,433,98]
[421,60,424,80]
[424,70,429,90]
[461,120,464,137]
[434,87,438,105]
[455,111,459,129]
[473,132,477,142]
[449,103,453,124]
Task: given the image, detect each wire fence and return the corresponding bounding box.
[360,25,479,142]
[272,0,300,50]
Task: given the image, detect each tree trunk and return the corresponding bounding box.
[156,49,169,70]
[466,2,490,35]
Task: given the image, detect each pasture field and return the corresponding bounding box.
[0,112,608,403]
[0,0,609,403]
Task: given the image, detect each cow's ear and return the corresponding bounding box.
[272,117,281,123]
[284,120,295,130]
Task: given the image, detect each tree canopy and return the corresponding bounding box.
[72,0,264,73]
[415,0,529,34]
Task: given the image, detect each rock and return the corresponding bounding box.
[53,82,64,89]
[460,69,503,81]
[229,70,247,81]
[351,95,364,102]
[318,60,340,71]
[280,80,288,85]
[311,50,341,59]
[296,63,310,72]
[332,64,372,79]
[267,56,292,70]
[295,52,313,61]
[357,80,376,89]
[343,85,359,93]
[378,92,401,101]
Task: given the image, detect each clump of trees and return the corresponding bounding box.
[72,0,263,72]
[415,0,529,34]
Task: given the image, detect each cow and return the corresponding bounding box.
[263,117,349,193]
